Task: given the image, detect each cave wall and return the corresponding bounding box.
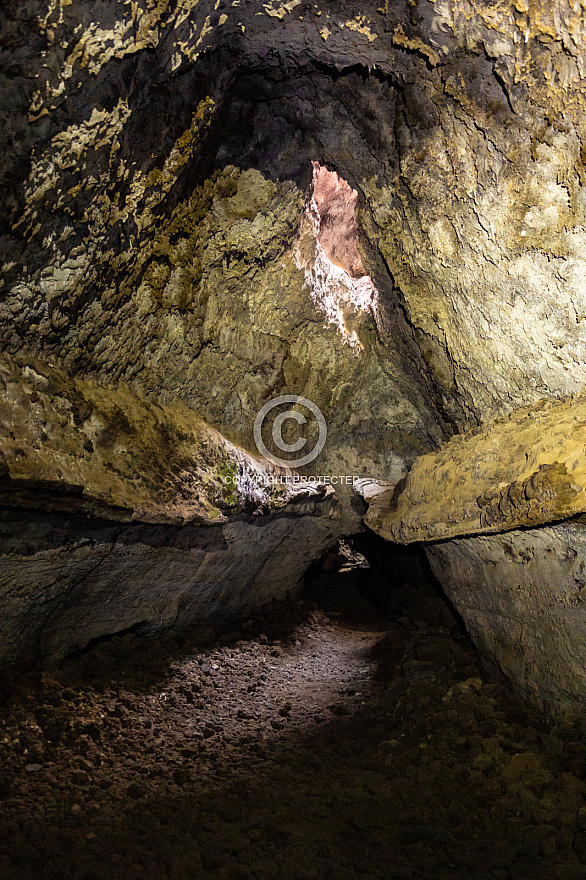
[365,387,586,715]
[427,523,586,717]
[0,504,340,672]
[1,2,456,484]
[4,1,586,692]
[0,354,344,671]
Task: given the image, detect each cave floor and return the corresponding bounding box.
[2,577,586,879]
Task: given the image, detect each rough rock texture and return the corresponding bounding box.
[427,523,586,716]
[0,353,315,524]
[365,391,586,544]
[0,2,453,481]
[311,163,367,279]
[0,355,344,672]
[0,503,341,673]
[6,576,586,880]
[4,0,586,439]
[364,390,586,714]
[5,0,586,701]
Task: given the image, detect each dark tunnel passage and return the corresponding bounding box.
[303,528,440,613]
[2,531,586,880]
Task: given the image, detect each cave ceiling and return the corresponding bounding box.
[3,0,586,481]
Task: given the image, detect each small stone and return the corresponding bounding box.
[201,663,212,675]
[454,677,483,694]
[71,803,82,813]
[25,763,42,772]
[329,704,350,716]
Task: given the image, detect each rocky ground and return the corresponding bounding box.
[2,548,586,880]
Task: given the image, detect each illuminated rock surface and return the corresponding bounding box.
[3,0,586,712]
[365,394,586,713]
[427,522,586,715]
[0,354,345,670]
[6,566,585,880]
[365,392,586,545]
[8,2,586,875]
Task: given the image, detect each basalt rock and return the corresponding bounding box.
[4,0,586,705]
[426,523,586,716]
[365,392,586,544]
[3,0,586,441]
[0,355,343,672]
[0,353,324,524]
[365,392,586,714]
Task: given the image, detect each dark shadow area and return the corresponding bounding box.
[2,549,584,880]
[303,526,468,626]
[53,593,314,693]
[49,526,475,694]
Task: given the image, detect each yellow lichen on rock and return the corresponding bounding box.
[32,0,215,116]
[344,16,378,43]
[366,392,586,543]
[263,0,301,20]
[392,24,439,62]
[0,354,305,524]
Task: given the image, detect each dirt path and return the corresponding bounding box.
[1,607,389,806]
[2,583,586,880]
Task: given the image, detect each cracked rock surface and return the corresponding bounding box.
[365,391,586,544]
[427,522,586,717]
[4,0,586,436]
[365,393,586,714]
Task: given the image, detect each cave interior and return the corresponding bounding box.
[4,0,586,877]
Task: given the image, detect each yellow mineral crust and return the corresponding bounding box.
[0,355,301,524]
[366,392,586,543]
